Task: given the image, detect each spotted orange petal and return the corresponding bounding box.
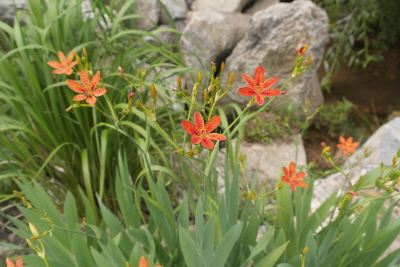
[93,88,107,97]
[86,95,97,105]
[194,112,204,130]
[58,51,67,66]
[293,180,308,188]
[349,142,360,148]
[205,116,221,133]
[67,50,75,63]
[290,182,296,191]
[242,74,256,88]
[283,167,290,177]
[139,256,148,267]
[253,66,265,86]
[289,162,296,176]
[347,136,353,144]
[80,71,91,89]
[64,68,73,75]
[91,71,101,92]
[339,136,346,144]
[260,89,283,97]
[191,136,201,145]
[47,61,64,69]
[238,87,257,96]
[206,133,226,140]
[182,120,199,136]
[201,138,214,149]
[262,77,278,90]
[53,68,68,75]
[254,94,264,105]
[281,176,290,183]
[66,79,86,93]
[293,172,306,180]
[73,94,87,102]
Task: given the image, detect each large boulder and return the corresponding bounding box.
[191,0,252,13]
[159,0,189,24]
[223,0,329,111]
[180,10,250,74]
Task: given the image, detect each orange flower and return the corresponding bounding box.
[281,162,307,191]
[6,257,23,267]
[181,112,226,149]
[238,66,285,105]
[337,136,360,154]
[139,256,161,267]
[47,50,78,75]
[66,70,107,105]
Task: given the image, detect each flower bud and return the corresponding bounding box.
[137,68,141,77]
[197,72,202,83]
[386,187,394,194]
[136,100,144,109]
[203,89,210,101]
[82,47,88,58]
[177,76,182,88]
[128,92,135,99]
[29,223,39,237]
[66,105,73,112]
[150,84,157,99]
[375,177,384,189]
[393,156,398,166]
[211,64,216,74]
[13,190,22,198]
[228,72,235,85]
[220,62,225,72]
[295,45,308,57]
[303,247,308,254]
[118,66,126,79]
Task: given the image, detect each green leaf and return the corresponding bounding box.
[179,225,207,267]
[209,223,243,267]
[255,241,290,267]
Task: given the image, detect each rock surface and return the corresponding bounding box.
[0,0,26,25]
[347,117,400,167]
[223,0,329,111]
[191,0,252,13]
[180,10,250,73]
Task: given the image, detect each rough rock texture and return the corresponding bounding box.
[0,0,26,25]
[218,135,307,190]
[244,0,279,15]
[134,0,161,31]
[191,0,252,13]
[160,0,189,24]
[347,117,400,167]
[223,0,329,111]
[180,10,251,73]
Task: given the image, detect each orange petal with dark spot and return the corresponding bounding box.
[194,112,204,130]
[66,80,86,93]
[238,87,256,96]
[253,66,265,86]
[182,120,199,135]
[201,138,214,149]
[205,116,221,133]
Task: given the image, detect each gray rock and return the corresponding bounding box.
[347,117,400,167]
[134,0,161,31]
[180,10,250,85]
[159,0,189,24]
[191,0,252,13]
[244,0,279,15]
[0,0,26,25]
[222,0,328,111]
